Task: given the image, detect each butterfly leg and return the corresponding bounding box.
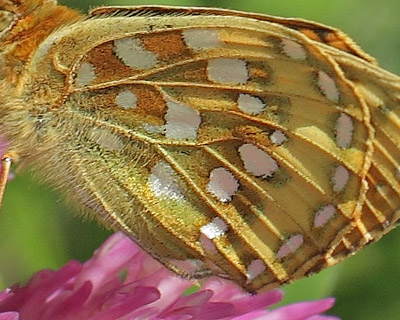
[0,155,12,208]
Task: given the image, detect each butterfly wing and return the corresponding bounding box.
[327,47,400,242]
[12,7,397,291]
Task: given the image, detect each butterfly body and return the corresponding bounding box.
[1,0,400,292]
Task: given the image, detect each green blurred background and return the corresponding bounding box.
[1,0,400,319]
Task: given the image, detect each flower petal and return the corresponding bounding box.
[0,312,19,320]
[266,298,337,320]
[0,233,338,320]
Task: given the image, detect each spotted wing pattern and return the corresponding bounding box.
[2,3,399,292]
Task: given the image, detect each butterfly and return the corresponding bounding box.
[0,0,399,292]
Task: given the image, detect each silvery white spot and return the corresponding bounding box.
[143,123,163,134]
[207,58,248,85]
[199,234,218,252]
[332,165,350,192]
[75,62,96,86]
[237,94,266,115]
[88,128,124,151]
[200,217,228,240]
[169,259,204,274]
[182,29,222,49]
[148,161,183,200]
[276,234,304,259]
[115,90,137,109]
[383,220,390,228]
[314,204,337,228]
[239,143,278,178]
[317,70,339,102]
[336,113,354,149]
[270,130,287,145]
[207,167,239,202]
[246,259,266,281]
[164,100,201,140]
[281,38,307,60]
[114,37,158,69]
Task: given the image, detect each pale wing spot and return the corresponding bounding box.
[169,259,204,274]
[332,165,350,192]
[115,90,137,109]
[114,37,158,69]
[207,167,240,202]
[164,100,201,140]
[314,205,337,228]
[200,217,228,240]
[317,70,339,102]
[396,166,400,179]
[199,234,218,252]
[147,161,184,200]
[207,58,248,85]
[75,62,96,86]
[336,113,354,149]
[182,29,222,49]
[246,259,266,282]
[237,94,266,115]
[88,128,124,151]
[281,39,307,60]
[270,130,288,145]
[276,234,304,259]
[383,219,391,229]
[238,144,278,178]
[143,123,163,134]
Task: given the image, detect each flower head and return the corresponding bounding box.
[0,233,339,320]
